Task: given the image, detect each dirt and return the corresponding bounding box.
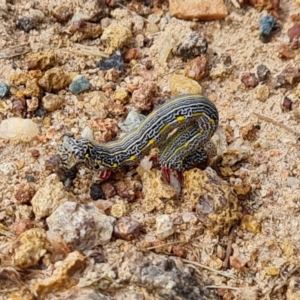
[0,0,300,299]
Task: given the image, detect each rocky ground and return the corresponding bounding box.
[1,0,300,299]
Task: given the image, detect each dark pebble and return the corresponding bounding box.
[257,64,270,81]
[90,183,106,200]
[34,105,47,118]
[282,96,293,111]
[16,16,38,32]
[97,51,124,72]
[0,83,9,98]
[259,15,276,43]
[26,175,35,182]
[69,76,90,94]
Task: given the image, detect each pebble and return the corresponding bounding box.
[259,15,276,43]
[131,81,155,111]
[16,16,38,32]
[31,174,76,219]
[156,215,174,240]
[90,183,106,200]
[114,88,128,103]
[173,32,207,59]
[38,67,71,92]
[113,217,142,241]
[257,64,270,81]
[119,111,146,132]
[0,118,39,141]
[69,75,90,95]
[169,0,228,21]
[42,94,65,112]
[288,23,300,42]
[11,228,50,268]
[100,23,132,54]
[256,85,269,102]
[46,201,115,251]
[184,56,208,81]
[0,82,9,98]
[97,51,124,72]
[241,72,259,87]
[168,74,202,95]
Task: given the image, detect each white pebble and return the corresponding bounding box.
[0,118,39,141]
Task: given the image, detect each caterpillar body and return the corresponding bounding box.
[59,94,219,174]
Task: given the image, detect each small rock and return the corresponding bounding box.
[173,32,207,59]
[256,84,269,102]
[230,243,249,270]
[10,219,35,236]
[100,23,132,54]
[141,169,176,213]
[106,102,127,117]
[282,96,293,111]
[31,174,75,219]
[0,162,16,176]
[0,82,9,98]
[26,175,35,182]
[184,56,209,81]
[240,215,261,234]
[16,16,39,32]
[259,15,276,43]
[169,0,228,21]
[33,251,86,296]
[70,21,102,42]
[257,64,270,81]
[123,48,140,63]
[156,215,174,240]
[97,51,124,72]
[110,200,128,218]
[114,88,128,103]
[288,23,300,49]
[104,68,119,82]
[168,74,202,95]
[119,111,146,132]
[46,201,115,251]
[26,97,39,112]
[42,94,65,112]
[277,44,294,59]
[90,183,106,200]
[146,22,160,34]
[265,266,280,276]
[241,124,257,141]
[115,180,136,202]
[15,184,36,204]
[26,52,56,71]
[11,228,50,268]
[0,118,39,141]
[277,67,300,86]
[280,239,296,257]
[100,182,116,198]
[131,82,155,111]
[241,72,259,87]
[39,67,71,92]
[184,168,240,236]
[34,105,47,118]
[172,246,187,258]
[69,75,90,94]
[52,5,73,23]
[113,217,142,241]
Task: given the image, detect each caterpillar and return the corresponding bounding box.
[59,94,219,178]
